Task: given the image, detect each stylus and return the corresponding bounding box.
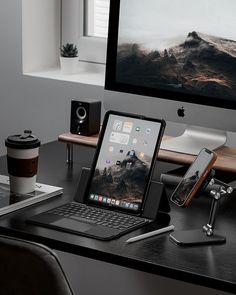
[126,225,175,244]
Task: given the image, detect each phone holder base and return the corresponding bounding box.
[170,229,226,246]
[74,167,170,220]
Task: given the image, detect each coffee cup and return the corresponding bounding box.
[5,130,41,194]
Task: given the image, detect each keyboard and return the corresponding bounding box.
[47,202,149,232]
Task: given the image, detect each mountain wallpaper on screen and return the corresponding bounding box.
[90,150,151,203]
[116,31,236,100]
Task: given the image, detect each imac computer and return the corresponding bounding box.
[104,0,236,155]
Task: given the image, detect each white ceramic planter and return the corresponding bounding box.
[60,56,78,74]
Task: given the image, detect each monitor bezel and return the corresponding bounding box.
[105,0,236,111]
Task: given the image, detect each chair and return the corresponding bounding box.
[0,235,74,295]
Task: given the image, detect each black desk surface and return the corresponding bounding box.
[0,141,236,294]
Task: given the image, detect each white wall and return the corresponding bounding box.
[0,0,104,156]
[22,0,60,72]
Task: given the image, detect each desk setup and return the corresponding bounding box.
[0,138,236,294]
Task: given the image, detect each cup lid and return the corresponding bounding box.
[5,130,41,149]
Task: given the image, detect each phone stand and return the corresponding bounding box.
[74,167,170,220]
[170,172,233,246]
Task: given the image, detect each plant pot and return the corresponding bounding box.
[60,56,78,74]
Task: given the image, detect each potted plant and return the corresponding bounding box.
[60,43,79,74]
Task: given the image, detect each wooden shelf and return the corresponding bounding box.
[58,132,236,173]
[59,132,98,147]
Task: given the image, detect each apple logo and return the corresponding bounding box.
[177,106,185,117]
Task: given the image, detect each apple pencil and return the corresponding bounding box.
[126,225,175,244]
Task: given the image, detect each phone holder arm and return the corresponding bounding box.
[160,171,233,196]
[203,189,224,236]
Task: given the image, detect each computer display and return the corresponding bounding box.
[105,0,236,154]
[106,0,236,108]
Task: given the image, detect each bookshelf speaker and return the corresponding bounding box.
[70,99,101,136]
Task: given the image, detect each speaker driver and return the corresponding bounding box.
[76,106,87,123]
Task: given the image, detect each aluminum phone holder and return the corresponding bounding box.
[169,171,233,246]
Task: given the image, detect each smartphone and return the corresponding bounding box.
[170,148,217,207]
[85,110,166,215]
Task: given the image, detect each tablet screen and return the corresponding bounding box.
[87,112,165,214]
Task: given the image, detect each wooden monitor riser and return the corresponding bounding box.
[58,132,236,173]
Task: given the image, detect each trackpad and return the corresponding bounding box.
[51,218,92,232]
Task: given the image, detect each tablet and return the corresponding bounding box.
[85,111,166,214]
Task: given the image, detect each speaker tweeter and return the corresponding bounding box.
[70,99,101,136]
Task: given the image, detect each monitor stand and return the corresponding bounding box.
[161,125,227,155]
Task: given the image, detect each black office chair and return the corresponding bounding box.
[0,235,74,295]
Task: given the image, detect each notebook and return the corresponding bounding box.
[27,111,166,240]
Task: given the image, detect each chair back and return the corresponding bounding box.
[0,235,74,295]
